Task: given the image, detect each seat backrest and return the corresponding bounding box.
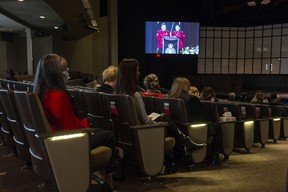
[0,89,30,162]
[13,90,53,181]
[236,102,257,120]
[142,96,157,115]
[82,90,109,129]
[15,91,93,191]
[67,88,86,119]
[216,102,242,121]
[102,93,140,159]
[255,104,270,118]
[102,93,167,176]
[270,105,282,117]
[200,100,219,122]
[0,100,14,149]
[154,97,188,123]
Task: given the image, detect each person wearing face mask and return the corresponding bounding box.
[33,54,118,190]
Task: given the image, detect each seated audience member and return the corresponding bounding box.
[33,54,117,190]
[240,92,249,102]
[169,77,222,164]
[114,58,205,159]
[6,68,17,81]
[95,66,118,93]
[270,93,281,105]
[228,92,236,101]
[250,90,268,104]
[200,86,218,102]
[142,73,166,98]
[270,93,288,117]
[188,86,200,97]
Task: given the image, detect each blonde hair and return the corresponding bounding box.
[143,73,159,90]
[102,66,118,83]
[189,86,199,97]
[169,77,190,98]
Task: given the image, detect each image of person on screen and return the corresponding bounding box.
[172,24,186,53]
[156,23,170,53]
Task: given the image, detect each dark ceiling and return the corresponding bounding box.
[1,0,288,40]
[145,0,288,26]
[0,0,98,39]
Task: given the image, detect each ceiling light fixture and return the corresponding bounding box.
[39,16,45,19]
[54,26,59,29]
[261,0,270,5]
[17,0,24,2]
[247,1,256,6]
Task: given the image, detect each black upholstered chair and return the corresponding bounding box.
[269,106,282,142]
[201,100,235,161]
[14,90,112,192]
[142,96,157,115]
[82,90,110,130]
[237,102,269,147]
[0,89,31,166]
[154,97,208,163]
[67,88,86,119]
[0,100,15,153]
[216,102,254,153]
[102,93,174,178]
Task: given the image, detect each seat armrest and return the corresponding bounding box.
[183,122,208,127]
[131,122,168,129]
[36,128,97,139]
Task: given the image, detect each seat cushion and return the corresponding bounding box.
[164,137,175,155]
[90,146,112,171]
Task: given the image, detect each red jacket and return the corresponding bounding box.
[42,90,89,132]
[156,30,170,48]
[172,31,185,49]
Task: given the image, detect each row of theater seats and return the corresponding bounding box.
[67,88,209,164]
[0,82,114,191]
[1,78,288,190]
[66,86,288,165]
[68,89,177,177]
[0,79,177,190]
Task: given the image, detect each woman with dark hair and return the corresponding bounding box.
[114,58,205,157]
[200,86,217,102]
[169,77,222,164]
[33,54,117,190]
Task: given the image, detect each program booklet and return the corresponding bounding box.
[148,112,161,121]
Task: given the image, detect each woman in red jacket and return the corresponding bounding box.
[33,54,116,190]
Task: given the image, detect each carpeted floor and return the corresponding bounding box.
[1,139,288,192]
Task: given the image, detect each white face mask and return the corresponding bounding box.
[62,71,69,84]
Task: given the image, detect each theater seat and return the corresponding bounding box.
[14,91,112,192]
[102,93,173,178]
[0,89,31,166]
[82,90,110,130]
[201,100,235,161]
[154,97,208,163]
[216,102,254,153]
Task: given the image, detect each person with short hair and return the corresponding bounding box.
[95,66,118,93]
